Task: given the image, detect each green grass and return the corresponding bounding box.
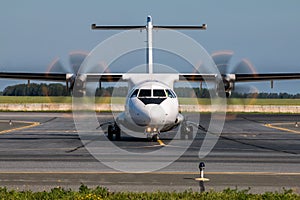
[0,185,299,200]
[0,96,72,104]
[227,98,300,106]
[0,96,126,104]
[0,96,299,105]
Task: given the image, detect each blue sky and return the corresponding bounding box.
[1,0,300,93]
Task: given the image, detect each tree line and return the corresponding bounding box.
[230,92,300,99]
[1,83,300,99]
[1,83,69,96]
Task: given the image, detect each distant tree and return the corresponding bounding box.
[2,83,69,96]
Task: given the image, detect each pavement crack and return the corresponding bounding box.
[65,140,93,153]
[240,116,263,124]
[42,117,58,124]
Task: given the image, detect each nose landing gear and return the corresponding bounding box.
[146,127,160,142]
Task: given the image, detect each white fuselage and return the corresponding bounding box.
[117,80,183,133]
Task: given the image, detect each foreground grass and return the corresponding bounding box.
[0,185,299,200]
[0,96,299,105]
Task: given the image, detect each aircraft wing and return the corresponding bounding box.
[1,72,300,82]
[85,73,124,82]
[179,73,300,82]
[0,72,125,82]
[0,72,67,81]
[234,73,300,82]
[179,74,217,81]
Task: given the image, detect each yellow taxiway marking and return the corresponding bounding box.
[264,122,300,134]
[157,139,165,146]
[0,120,40,135]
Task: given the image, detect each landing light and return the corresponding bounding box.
[146,127,152,133]
[146,127,158,133]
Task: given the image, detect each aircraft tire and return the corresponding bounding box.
[187,126,193,140]
[115,130,121,141]
[180,126,186,140]
[108,125,114,140]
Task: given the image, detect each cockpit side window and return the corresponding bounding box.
[153,89,166,97]
[138,89,151,97]
[166,89,176,98]
[130,89,139,98]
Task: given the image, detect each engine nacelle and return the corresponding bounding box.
[72,74,87,97]
[216,74,235,98]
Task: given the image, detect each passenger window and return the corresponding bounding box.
[153,89,166,97]
[166,89,176,98]
[138,89,151,97]
[130,89,139,98]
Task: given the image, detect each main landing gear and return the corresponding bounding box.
[107,123,121,141]
[180,120,193,140]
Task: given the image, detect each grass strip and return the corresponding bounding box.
[0,185,299,200]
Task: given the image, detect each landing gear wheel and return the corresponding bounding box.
[180,124,193,140]
[108,125,114,140]
[187,126,193,140]
[180,125,186,140]
[180,131,185,140]
[115,127,121,141]
[107,123,121,141]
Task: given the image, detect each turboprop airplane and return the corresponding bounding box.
[1,16,300,141]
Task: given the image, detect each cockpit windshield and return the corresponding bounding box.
[130,88,176,99]
[153,89,166,97]
[130,89,139,98]
[166,89,176,98]
[138,89,151,97]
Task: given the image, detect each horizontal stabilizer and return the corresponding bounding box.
[153,24,207,30]
[91,24,207,30]
[91,24,145,30]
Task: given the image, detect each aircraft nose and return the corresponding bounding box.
[130,104,167,127]
[130,108,151,126]
[148,105,167,126]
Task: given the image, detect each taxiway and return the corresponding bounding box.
[0,112,299,193]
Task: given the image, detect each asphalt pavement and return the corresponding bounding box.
[0,112,299,193]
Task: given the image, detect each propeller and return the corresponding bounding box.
[211,50,258,98]
[47,51,88,96]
